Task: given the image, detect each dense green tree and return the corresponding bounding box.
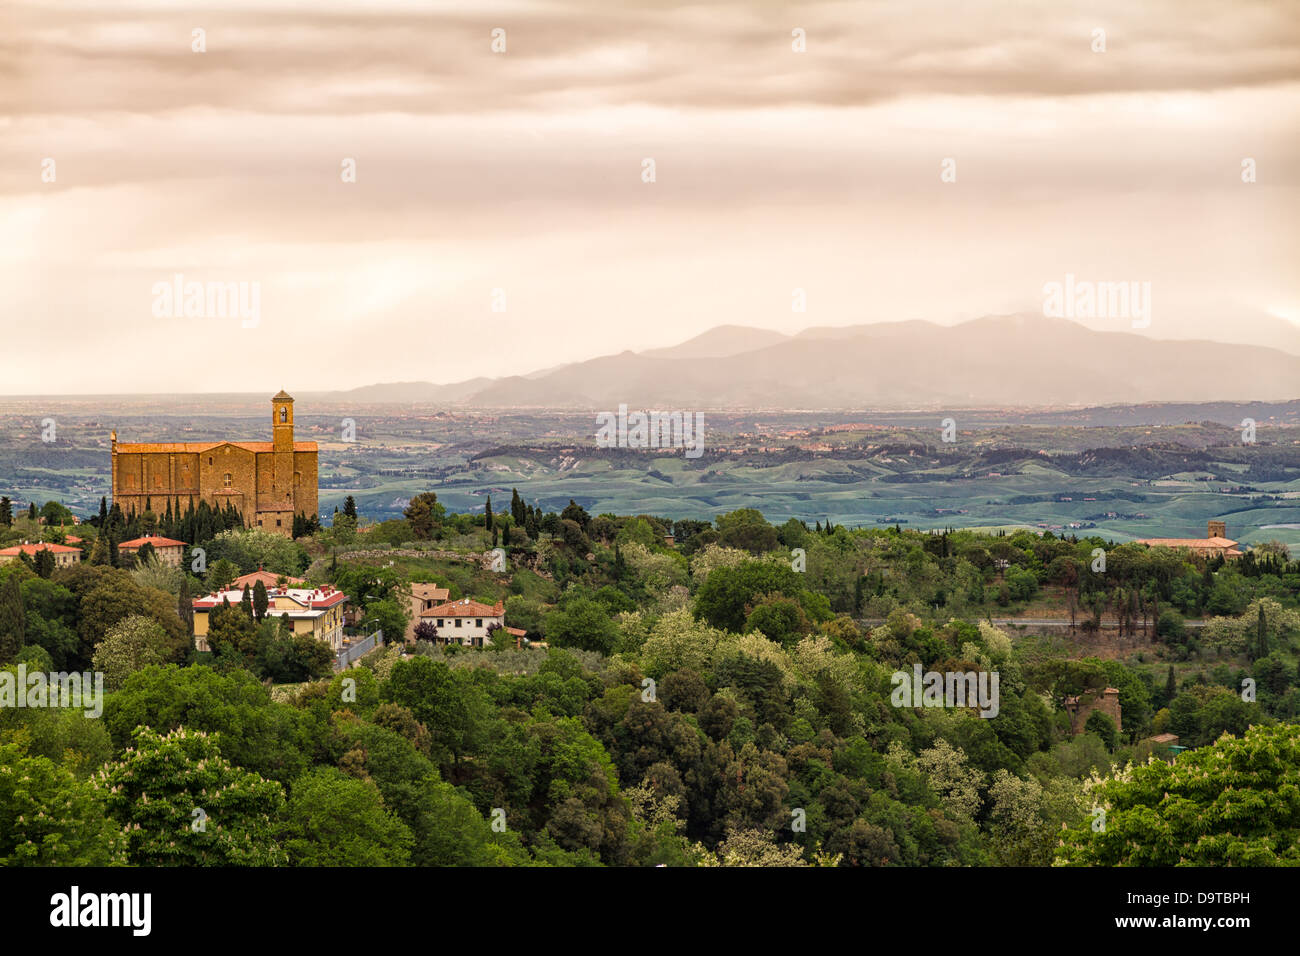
[1057,724,1300,866]
[0,744,127,865]
[404,492,447,540]
[100,726,288,866]
[0,576,24,664]
[92,614,171,690]
[280,767,412,866]
[545,598,618,655]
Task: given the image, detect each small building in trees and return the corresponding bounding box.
[404,582,450,642]
[117,534,187,567]
[1135,521,1242,560]
[0,541,82,568]
[1064,686,1122,736]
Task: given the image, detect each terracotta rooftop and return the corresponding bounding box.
[230,568,305,591]
[410,582,451,600]
[118,535,187,549]
[193,585,345,611]
[114,441,317,453]
[0,542,82,555]
[1135,536,1238,549]
[421,598,505,618]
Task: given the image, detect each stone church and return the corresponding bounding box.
[111,391,318,535]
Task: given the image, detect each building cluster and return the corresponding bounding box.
[191,579,347,653]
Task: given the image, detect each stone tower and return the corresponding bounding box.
[272,390,295,514]
[1208,519,1226,539]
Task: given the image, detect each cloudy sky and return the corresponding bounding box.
[3,0,1298,394]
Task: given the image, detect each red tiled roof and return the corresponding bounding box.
[193,585,346,610]
[1135,536,1238,549]
[118,535,187,549]
[0,542,82,555]
[230,569,305,591]
[411,582,451,600]
[421,598,505,618]
[505,626,526,637]
[114,441,317,453]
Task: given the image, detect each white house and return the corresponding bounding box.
[420,597,524,648]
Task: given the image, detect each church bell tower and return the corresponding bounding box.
[271,391,295,518]
[272,390,294,452]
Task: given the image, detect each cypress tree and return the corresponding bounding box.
[29,502,37,521]
[253,579,269,622]
[240,584,254,619]
[485,496,494,531]
[1165,665,1176,702]
[178,575,193,634]
[1256,603,1268,660]
[0,576,24,664]
[34,548,55,579]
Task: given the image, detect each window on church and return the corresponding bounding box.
[223,473,232,488]
[280,407,287,423]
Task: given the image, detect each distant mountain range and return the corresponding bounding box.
[333,314,1300,408]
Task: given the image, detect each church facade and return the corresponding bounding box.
[111,391,318,536]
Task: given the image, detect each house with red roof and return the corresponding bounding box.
[117,534,187,567]
[192,584,348,652]
[0,541,83,568]
[420,597,521,648]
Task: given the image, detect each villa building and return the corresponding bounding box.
[192,584,347,652]
[117,534,187,567]
[0,541,83,568]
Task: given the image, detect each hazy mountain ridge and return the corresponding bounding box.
[392,314,1300,408]
[61,315,1292,408]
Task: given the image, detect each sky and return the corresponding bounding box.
[2,0,1298,394]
